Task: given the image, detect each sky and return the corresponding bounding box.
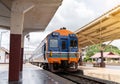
[1,0,120,51]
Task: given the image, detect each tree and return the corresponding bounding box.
[84,44,120,61]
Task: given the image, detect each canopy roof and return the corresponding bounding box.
[91,52,120,58]
[75,5,120,48]
[0,0,62,32]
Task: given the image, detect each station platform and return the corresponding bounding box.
[78,65,120,83]
[0,63,74,84]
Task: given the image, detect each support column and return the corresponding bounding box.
[9,34,22,81]
[20,34,25,71]
[20,48,24,71]
[100,50,105,67]
[79,53,83,66]
[9,1,24,81]
[9,0,34,81]
[4,53,6,63]
[79,48,84,66]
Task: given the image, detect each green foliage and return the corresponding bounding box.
[84,44,120,61]
[83,55,92,62]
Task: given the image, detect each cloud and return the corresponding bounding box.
[26,31,50,48]
[46,0,95,31]
[1,0,120,50]
[29,0,120,50]
[105,0,120,9]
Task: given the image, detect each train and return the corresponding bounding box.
[30,27,80,72]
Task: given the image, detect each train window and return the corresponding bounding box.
[74,40,77,47]
[62,41,66,49]
[70,40,77,47]
[70,40,74,47]
[50,39,58,47]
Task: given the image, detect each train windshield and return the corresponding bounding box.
[50,39,58,47]
[70,40,77,48]
[62,41,66,49]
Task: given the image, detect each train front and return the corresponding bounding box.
[47,28,79,72]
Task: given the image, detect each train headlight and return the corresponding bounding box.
[69,34,76,37]
[52,32,59,36]
[50,51,52,57]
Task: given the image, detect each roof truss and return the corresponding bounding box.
[75,5,120,48]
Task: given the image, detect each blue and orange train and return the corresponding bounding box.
[30,27,80,72]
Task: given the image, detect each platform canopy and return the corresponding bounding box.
[0,0,62,32]
[75,5,120,48]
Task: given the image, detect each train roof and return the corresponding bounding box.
[53,27,74,36]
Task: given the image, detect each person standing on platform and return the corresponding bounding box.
[97,57,101,65]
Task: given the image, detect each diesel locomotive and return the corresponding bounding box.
[30,27,80,72]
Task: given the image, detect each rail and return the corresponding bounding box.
[56,71,118,84]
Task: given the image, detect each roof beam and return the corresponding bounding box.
[77,33,100,44]
[0,0,11,11]
[78,34,100,41]
[104,40,113,50]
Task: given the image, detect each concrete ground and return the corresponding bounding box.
[0,63,75,84]
[78,65,120,83]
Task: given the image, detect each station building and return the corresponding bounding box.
[0,47,9,63]
[91,52,120,63]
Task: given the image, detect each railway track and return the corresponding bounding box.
[56,71,118,84]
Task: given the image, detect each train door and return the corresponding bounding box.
[43,43,46,60]
[61,39,68,52]
[61,39,69,68]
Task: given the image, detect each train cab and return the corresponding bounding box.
[31,27,79,72]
